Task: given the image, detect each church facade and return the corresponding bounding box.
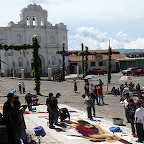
[0,4,68,77]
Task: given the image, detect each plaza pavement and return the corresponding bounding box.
[0,73,144,143]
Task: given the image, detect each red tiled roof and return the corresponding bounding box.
[68,50,127,62]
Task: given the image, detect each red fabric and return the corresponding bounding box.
[76,125,98,136]
[97,87,103,95]
[38,112,47,114]
[24,111,30,114]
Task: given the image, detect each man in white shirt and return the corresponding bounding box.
[123,93,130,123]
[82,94,92,120]
[135,102,144,143]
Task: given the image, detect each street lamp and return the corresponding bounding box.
[62,42,65,81]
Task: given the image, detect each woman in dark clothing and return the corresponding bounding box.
[46,93,55,129]
[84,81,89,95]
[11,101,28,144]
[3,93,15,144]
[127,98,137,137]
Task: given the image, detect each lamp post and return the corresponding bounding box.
[62,42,65,81]
[107,40,112,92]
[81,43,84,78]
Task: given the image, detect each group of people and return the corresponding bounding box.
[82,79,105,120]
[46,92,61,128]
[18,81,25,94]
[111,82,141,97]
[3,93,28,144]
[2,91,63,143]
[123,92,144,143]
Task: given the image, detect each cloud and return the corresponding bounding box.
[68,26,144,50]
[116,31,130,42]
[124,38,144,49]
[27,0,71,4]
[68,27,110,50]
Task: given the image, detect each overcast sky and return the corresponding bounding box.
[0,0,144,50]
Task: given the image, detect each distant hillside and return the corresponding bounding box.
[116,48,144,53]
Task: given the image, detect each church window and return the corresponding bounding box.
[27,61,29,67]
[40,17,44,26]
[26,16,30,25]
[33,16,37,26]
[17,34,22,44]
[52,56,55,65]
[13,61,15,67]
[18,57,23,67]
[50,35,55,44]
[59,59,61,64]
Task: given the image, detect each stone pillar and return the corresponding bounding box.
[1,50,6,76]
[12,69,15,77]
[21,69,24,79]
[77,65,79,78]
[48,68,52,80]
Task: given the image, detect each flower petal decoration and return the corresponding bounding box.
[119,76,132,81]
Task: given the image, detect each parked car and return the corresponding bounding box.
[130,68,144,76]
[89,68,107,75]
[122,67,137,75]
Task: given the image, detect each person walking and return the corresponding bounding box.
[97,85,105,105]
[98,79,103,86]
[84,81,89,95]
[18,81,22,93]
[135,102,144,143]
[111,86,117,97]
[73,79,77,93]
[11,101,29,144]
[21,81,25,93]
[3,93,15,144]
[53,93,61,125]
[46,93,55,128]
[94,84,99,105]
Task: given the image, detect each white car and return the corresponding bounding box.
[122,67,137,75]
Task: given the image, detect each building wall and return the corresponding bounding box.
[69,59,118,74]
[0,4,68,76]
[119,59,144,70]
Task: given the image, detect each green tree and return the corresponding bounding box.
[32,35,41,95]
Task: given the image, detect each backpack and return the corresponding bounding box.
[59,108,70,121]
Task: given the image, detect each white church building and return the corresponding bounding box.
[0,4,69,77]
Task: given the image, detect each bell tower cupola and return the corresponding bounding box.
[20,4,48,27]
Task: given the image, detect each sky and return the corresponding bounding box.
[0,0,144,50]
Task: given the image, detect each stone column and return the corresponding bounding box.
[21,69,24,79]
[77,65,79,78]
[12,69,15,77]
[48,68,52,80]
